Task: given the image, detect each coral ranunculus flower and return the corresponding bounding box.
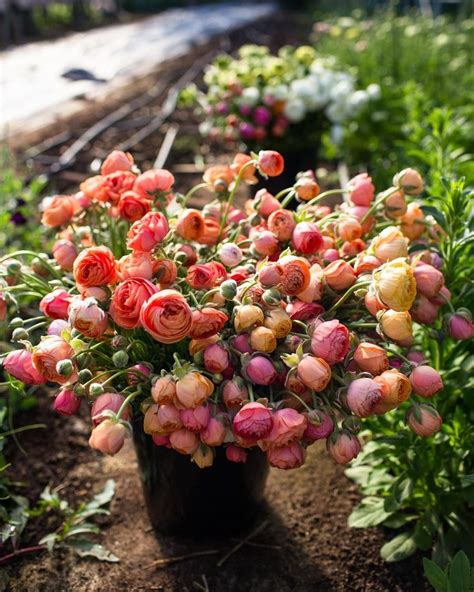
[73,246,117,288]
[140,289,192,343]
[188,307,228,339]
[110,278,157,330]
[127,211,169,252]
[41,195,78,227]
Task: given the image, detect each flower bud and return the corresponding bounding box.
[151,375,176,404]
[310,320,350,365]
[233,402,273,442]
[220,279,238,300]
[244,355,277,385]
[219,243,242,267]
[384,188,407,219]
[323,260,356,291]
[175,372,214,409]
[261,408,306,450]
[406,405,442,437]
[89,383,105,397]
[297,356,331,392]
[180,406,210,432]
[201,417,226,446]
[226,444,247,463]
[347,173,375,206]
[53,389,82,416]
[379,310,413,346]
[292,222,324,255]
[89,420,127,455]
[56,359,74,377]
[393,168,424,195]
[327,432,361,464]
[222,378,248,407]
[234,304,264,332]
[267,442,306,469]
[263,308,292,339]
[347,378,383,417]
[112,351,129,368]
[91,393,130,426]
[303,410,334,442]
[413,263,444,299]
[231,333,253,354]
[78,369,93,384]
[12,328,28,341]
[257,150,284,177]
[249,326,277,353]
[169,428,200,455]
[409,366,443,398]
[371,227,408,262]
[192,445,214,468]
[373,369,412,414]
[353,342,388,376]
[446,312,474,340]
[203,343,229,373]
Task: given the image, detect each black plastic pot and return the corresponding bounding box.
[133,420,269,537]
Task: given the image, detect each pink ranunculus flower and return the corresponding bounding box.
[406,405,442,437]
[110,278,157,330]
[261,408,307,450]
[3,349,47,385]
[257,150,284,177]
[118,251,155,281]
[310,320,350,365]
[48,319,70,337]
[203,343,229,373]
[447,312,474,340]
[409,366,443,398]
[253,189,281,218]
[347,173,375,206]
[219,243,243,267]
[244,355,277,386]
[39,289,71,320]
[91,393,130,426]
[297,355,331,392]
[133,168,175,199]
[201,417,226,446]
[413,263,444,299]
[323,259,356,291]
[101,150,134,176]
[291,222,324,255]
[327,432,361,464]
[233,402,273,442]
[140,290,192,343]
[180,406,210,432]
[68,297,108,339]
[89,420,127,455]
[222,378,248,408]
[226,444,247,463]
[53,389,82,416]
[169,428,200,455]
[303,410,334,442]
[127,211,169,252]
[347,378,383,418]
[32,336,76,385]
[52,239,78,271]
[267,442,306,470]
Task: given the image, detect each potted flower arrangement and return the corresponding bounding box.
[184,44,380,188]
[1,148,467,536]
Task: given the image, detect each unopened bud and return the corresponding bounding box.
[12,327,28,341]
[90,383,104,397]
[113,351,129,368]
[78,369,93,384]
[220,279,238,300]
[56,359,74,377]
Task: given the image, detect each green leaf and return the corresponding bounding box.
[69,540,119,562]
[39,532,58,553]
[423,558,448,592]
[344,466,372,486]
[64,524,101,538]
[448,551,471,592]
[380,531,417,562]
[348,497,392,528]
[83,480,115,512]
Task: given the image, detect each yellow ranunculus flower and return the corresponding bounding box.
[378,310,413,346]
[374,258,416,311]
[370,226,408,262]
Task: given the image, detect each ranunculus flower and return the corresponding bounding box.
[347,173,375,206]
[48,319,69,337]
[203,343,229,373]
[413,263,444,299]
[393,168,424,196]
[226,444,247,463]
[151,375,176,404]
[263,308,292,338]
[127,211,169,252]
[101,150,134,175]
[373,369,412,414]
[401,202,425,240]
[188,307,228,339]
[118,251,154,280]
[197,218,222,246]
[409,366,443,398]
[97,171,137,204]
[291,222,324,255]
[365,290,387,317]
[252,230,279,257]
[268,209,296,241]
[374,258,416,312]
[327,432,361,464]
[244,355,277,385]
[258,262,284,288]
[32,336,76,385]
[201,417,226,446]
[310,320,350,365]
[406,405,442,437]
[41,195,78,227]
[203,165,235,191]
[233,402,273,442]
[91,393,130,426]
[353,342,388,376]
[154,258,177,286]
[69,297,108,338]
[73,246,117,288]
[303,410,334,442]
[219,243,243,267]
[295,177,320,201]
[354,254,381,275]
[231,153,257,184]
[110,278,157,330]
[118,191,151,222]
[379,310,413,346]
[144,403,182,435]
[180,406,210,432]
[39,289,71,320]
[253,189,281,218]
[347,378,382,417]
[169,428,200,455]
[384,189,407,219]
[257,150,284,177]
[175,372,214,408]
[140,289,192,343]
[222,378,248,407]
[186,262,223,290]
[175,209,205,241]
[261,408,306,450]
[53,389,81,416]
[234,304,264,333]
[192,445,214,468]
[297,356,331,392]
[286,300,324,321]
[411,294,439,325]
[279,256,311,296]
[337,217,363,242]
[89,420,127,455]
[267,442,306,469]
[323,259,356,291]
[249,327,277,353]
[52,239,78,271]
[370,227,408,262]
[3,350,47,385]
[447,312,474,340]
[134,168,174,199]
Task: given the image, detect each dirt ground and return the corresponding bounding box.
[3,398,430,592]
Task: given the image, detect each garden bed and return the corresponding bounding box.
[5,396,430,592]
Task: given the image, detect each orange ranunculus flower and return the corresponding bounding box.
[133,169,175,199]
[117,191,151,222]
[153,258,177,286]
[257,150,284,177]
[186,262,224,290]
[373,369,412,414]
[323,259,356,291]
[393,168,424,196]
[353,342,388,376]
[231,153,258,184]
[203,165,235,192]
[267,209,296,241]
[140,289,192,343]
[101,150,134,176]
[175,372,214,408]
[297,356,331,392]
[279,256,311,296]
[110,278,157,330]
[384,188,407,219]
[126,211,169,252]
[32,336,76,385]
[175,209,205,242]
[118,251,155,280]
[100,171,137,204]
[41,195,78,227]
[374,257,416,312]
[401,202,425,240]
[73,246,117,288]
[197,218,222,246]
[188,307,228,340]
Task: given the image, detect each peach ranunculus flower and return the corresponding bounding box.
[140,289,192,343]
[279,256,311,296]
[175,372,214,408]
[101,150,134,176]
[32,336,77,384]
[175,209,205,242]
[323,259,356,291]
[188,307,228,339]
[41,195,78,227]
[73,246,117,288]
[110,278,157,330]
[370,226,408,262]
[196,218,222,246]
[231,153,258,184]
[154,258,177,286]
[127,211,169,252]
[117,191,151,222]
[378,309,413,346]
[52,239,78,271]
[374,257,416,312]
[118,251,155,280]
[373,369,412,414]
[133,169,175,199]
[96,171,137,204]
[202,165,235,192]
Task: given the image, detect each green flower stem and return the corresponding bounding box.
[360,186,400,224]
[326,281,372,314]
[280,190,296,209]
[300,188,346,210]
[274,187,294,201]
[183,182,209,206]
[116,390,141,421]
[287,391,312,413]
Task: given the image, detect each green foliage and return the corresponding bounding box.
[424,551,474,592]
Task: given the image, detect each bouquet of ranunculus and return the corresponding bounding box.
[183,44,380,151]
[1,148,469,472]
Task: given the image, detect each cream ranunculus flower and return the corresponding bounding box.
[374,258,416,311]
[370,226,408,262]
[378,309,413,346]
